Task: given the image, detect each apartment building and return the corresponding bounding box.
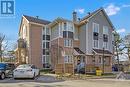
[15,15,51,68]
[15,8,114,73]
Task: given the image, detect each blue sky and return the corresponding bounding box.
[0,0,130,43]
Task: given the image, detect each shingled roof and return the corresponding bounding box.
[23,15,51,25]
[74,47,85,55]
[93,49,112,55]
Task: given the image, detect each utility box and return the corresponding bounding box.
[96,70,102,76]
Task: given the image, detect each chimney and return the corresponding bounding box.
[36,16,39,19]
[87,12,91,15]
[72,11,77,22]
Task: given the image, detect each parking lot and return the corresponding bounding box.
[1,75,130,87]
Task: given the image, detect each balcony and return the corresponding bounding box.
[17,38,26,48]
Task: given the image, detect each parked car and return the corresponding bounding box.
[0,63,15,80]
[13,64,40,79]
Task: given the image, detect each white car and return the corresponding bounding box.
[13,64,40,79]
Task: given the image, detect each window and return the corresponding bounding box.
[63,31,73,38]
[43,42,49,49]
[64,39,73,47]
[46,42,49,48]
[43,35,45,40]
[46,50,50,55]
[93,32,98,40]
[103,42,108,49]
[46,35,50,40]
[63,31,67,38]
[64,56,68,63]
[64,39,67,47]
[43,27,45,34]
[103,26,108,42]
[94,40,98,48]
[64,55,73,63]
[64,22,73,32]
[43,49,46,55]
[43,27,50,35]
[103,26,108,35]
[64,23,67,31]
[103,34,108,42]
[43,35,50,40]
[43,42,46,48]
[63,22,74,39]
[93,23,99,48]
[43,42,49,55]
[99,56,102,64]
[43,49,49,55]
[68,22,73,32]
[93,23,99,33]
[42,55,51,68]
[68,31,73,38]
[103,26,108,49]
[46,28,50,35]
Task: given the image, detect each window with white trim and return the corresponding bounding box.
[63,22,74,39]
[103,42,107,49]
[94,40,98,48]
[103,26,109,49]
[46,27,50,35]
[93,23,99,48]
[42,55,51,68]
[68,22,73,32]
[64,23,67,31]
[103,26,108,35]
[64,55,73,63]
[64,39,73,47]
[93,23,99,33]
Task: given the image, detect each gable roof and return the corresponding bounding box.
[80,7,115,30]
[48,17,72,27]
[23,15,51,25]
[80,8,102,22]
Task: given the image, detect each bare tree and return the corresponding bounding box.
[0,33,8,62]
[123,34,130,62]
[113,31,123,71]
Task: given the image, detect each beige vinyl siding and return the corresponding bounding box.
[79,24,86,53]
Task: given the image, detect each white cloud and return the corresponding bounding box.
[122,4,130,8]
[75,8,85,14]
[116,28,126,33]
[105,4,120,16]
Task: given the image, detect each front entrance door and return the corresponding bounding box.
[76,56,85,74]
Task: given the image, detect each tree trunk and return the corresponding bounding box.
[116,45,120,71]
